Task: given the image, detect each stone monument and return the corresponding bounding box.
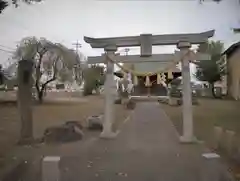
[17,60,34,144]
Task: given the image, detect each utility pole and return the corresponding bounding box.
[72,40,82,54]
[72,40,82,82]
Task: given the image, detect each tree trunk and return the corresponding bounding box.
[37,90,44,103]
[35,79,42,103]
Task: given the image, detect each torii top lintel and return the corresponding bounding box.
[84,30,215,49]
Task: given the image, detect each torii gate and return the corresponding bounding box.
[84,30,214,143]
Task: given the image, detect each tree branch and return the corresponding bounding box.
[40,56,60,92]
[35,49,48,95]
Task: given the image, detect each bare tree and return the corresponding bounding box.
[14,37,82,103]
[0,0,43,13]
[1,0,238,14]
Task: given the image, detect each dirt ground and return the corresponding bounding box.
[0,92,130,170]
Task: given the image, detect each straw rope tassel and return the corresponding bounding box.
[157,73,161,84]
[108,49,191,77]
[161,73,166,82]
[133,75,138,85]
[168,70,173,79]
[145,76,151,87]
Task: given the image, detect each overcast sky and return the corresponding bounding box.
[0,0,240,66]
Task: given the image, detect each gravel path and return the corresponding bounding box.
[57,102,232,181]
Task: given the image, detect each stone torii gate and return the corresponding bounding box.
[84,30,214,142]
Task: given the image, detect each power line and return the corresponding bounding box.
[0,45,15,51]
[72,40,82,54]
[0,48,14,54]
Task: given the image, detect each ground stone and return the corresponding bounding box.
[65,121,84,136]
[87,115,103,131]
[43,122,83,143]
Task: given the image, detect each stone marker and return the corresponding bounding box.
[201,155,221,181]
[201,153,234,181]
[213,126,223,150]
[42,156,60,181]
[17,60,34,144]
[201,153,222,181]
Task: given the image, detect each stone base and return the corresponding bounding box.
[100,131,119,139]
[179,136,198,144]
[168,98,179,106]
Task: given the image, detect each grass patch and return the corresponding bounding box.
[0,95,129,170]
[161,98,240,177]
[161,98,240,146]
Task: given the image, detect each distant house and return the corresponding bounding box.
[0,64,18,90]
[222,41,240,100]
[233,28,240,33]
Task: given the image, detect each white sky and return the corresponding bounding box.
[0,0,240,66]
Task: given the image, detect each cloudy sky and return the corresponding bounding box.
[0,0,240,67]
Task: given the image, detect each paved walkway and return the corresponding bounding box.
[54,102,231,181]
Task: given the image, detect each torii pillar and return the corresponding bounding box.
[177,41,195,143]
[100,45,118,139]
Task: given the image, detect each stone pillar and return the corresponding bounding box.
[17,60,34,143]
[100,45,118,139]
[177,42,195,143]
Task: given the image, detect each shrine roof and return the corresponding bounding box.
[222,41,240,59]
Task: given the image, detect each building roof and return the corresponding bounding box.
[222,41,240,58]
